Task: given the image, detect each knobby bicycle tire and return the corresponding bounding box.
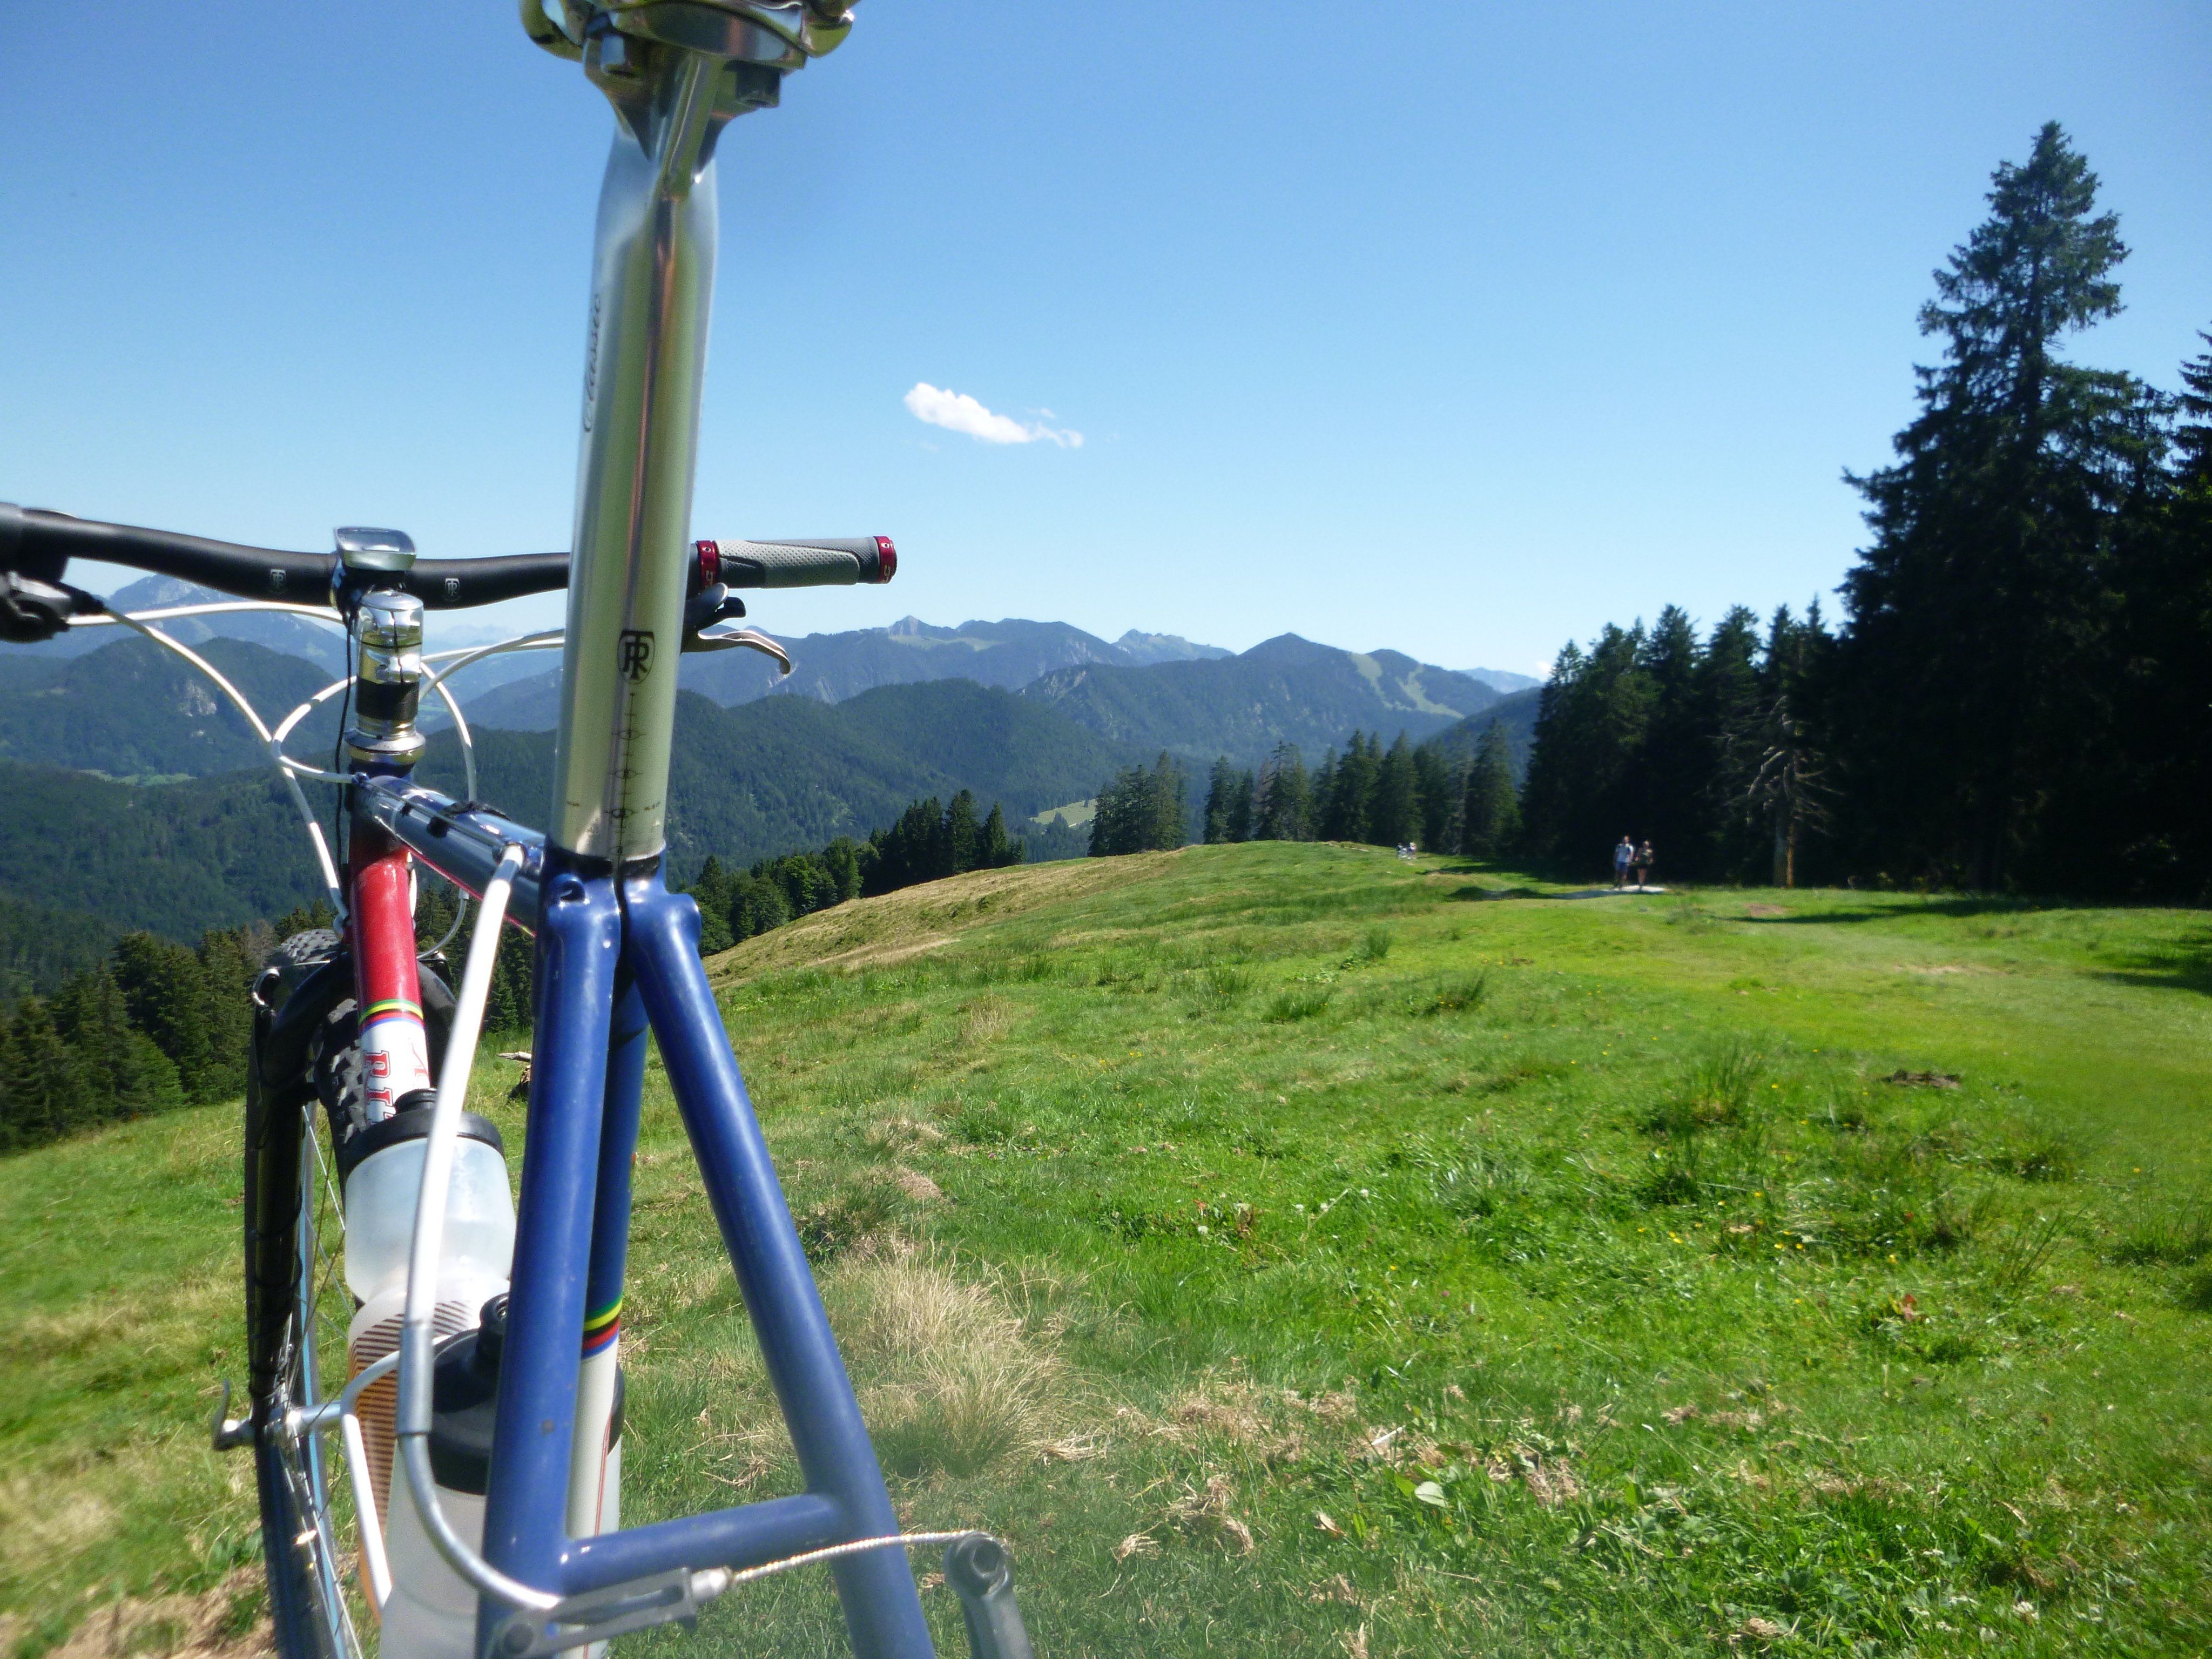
[244,929,356,1659]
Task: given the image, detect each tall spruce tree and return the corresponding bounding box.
[1224,768,1254,844]
[1252,744,1311,841]
[1519,626,1655,871]
[1321,733,1381,842]
[1837,123,2164,888]
[1724,605,1837,887]
[5,996,87,1147]
[1413,743,1453,853]
[1371,734,1420,847]
[1203,758,1240,844]
[1459,719,1522,857]
[2102,328,2212,891]
[1638,606,1708,872]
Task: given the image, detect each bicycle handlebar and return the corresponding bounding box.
[0,505,896,617]
[696,536,896,588]
[1,504,569,610]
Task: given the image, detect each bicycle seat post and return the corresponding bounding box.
[544,3,832,869]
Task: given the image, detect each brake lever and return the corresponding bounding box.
[689,625,792,675]
[0,571,103,644]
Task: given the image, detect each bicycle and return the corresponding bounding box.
[0,4,1035,1656]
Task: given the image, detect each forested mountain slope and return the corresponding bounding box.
[416,684,1144,881]
[0,681,1147,948]
[0,764,327,940]
[1424,686,1542,778]
[1020,633,1501,767]
[0,636,337,780]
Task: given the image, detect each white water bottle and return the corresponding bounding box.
[340,1110,515,1640]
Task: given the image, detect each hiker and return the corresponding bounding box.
[1634,840,1655,889]
[1613,834,1635,888]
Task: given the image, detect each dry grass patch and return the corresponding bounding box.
[867,1116,945,1156]
[706,854,1178,984]
[959,995,1015,1047]
[1164,1474,1255,1555]
[0,1571,270,1659]
[832,1255,1062,1479]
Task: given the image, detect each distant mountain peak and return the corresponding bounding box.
[1457,666,1543,694]
[1113,629,1231,665]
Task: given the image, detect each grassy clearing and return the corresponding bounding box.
[3,842,2209,1655]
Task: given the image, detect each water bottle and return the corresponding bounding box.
[382,1296,626,1659]
[340,1111,515,1572]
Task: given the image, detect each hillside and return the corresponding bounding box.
[0,635,337,781]
[0,892,124,1001]
[0,763,328,940]
[418,682,1145,879]
[0,679,1147,945]
[1020,633,1502,766]
[1425,683,1542,777]
[4,845,2206,1655]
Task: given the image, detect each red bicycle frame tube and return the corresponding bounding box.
[349,817,434,1122]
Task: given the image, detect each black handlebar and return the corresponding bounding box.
[0,505,896,623]
[1,505,570,610]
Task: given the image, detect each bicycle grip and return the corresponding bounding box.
[696,536,895,589]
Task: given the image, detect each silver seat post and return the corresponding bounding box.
[545,3,849,865]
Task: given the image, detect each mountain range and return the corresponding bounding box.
[0,582,1546,982]
[461,615,1233,728]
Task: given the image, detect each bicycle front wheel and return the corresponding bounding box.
[244,933,363,1659]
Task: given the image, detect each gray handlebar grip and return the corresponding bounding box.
[699,536,896,588]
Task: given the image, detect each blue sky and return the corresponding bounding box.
[4,2,2207,675]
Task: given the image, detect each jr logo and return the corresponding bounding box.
[618,629,655,683]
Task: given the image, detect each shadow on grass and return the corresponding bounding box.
[2093,928,2212,996]
[1741,895,2066,926]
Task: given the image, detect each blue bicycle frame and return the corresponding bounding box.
[374,6,939,1654]
[371,792,931,1655]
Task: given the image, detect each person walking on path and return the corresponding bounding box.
[1634,840,1655,889]
[1613,834,1635,888]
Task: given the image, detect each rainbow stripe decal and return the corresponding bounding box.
[359,997,424,1033]
[582,1298,622,1357]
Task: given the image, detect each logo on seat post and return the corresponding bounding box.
[618,629,655,683]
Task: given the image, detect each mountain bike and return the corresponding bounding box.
[0,5,1035,1656]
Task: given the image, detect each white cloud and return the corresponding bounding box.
[903,382,1082,448]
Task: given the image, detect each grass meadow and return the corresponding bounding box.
[3,842,2209,1656]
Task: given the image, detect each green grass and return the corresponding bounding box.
[3,842,2210,1656]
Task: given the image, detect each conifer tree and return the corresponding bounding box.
[1225,768,1254,843]
[1372,734,1419,847]
[55,966,185,1124]
[824,837,866,900]
[980,804,1020,868]
[1837,123,2163,887]
[6,996,87,1146]
[0,1011,26,1152]
[1412,744,1453,852]
[1638,606,1708,868]
[1252,744,1311,841]
[1459,719,1522,857]
[1203,758,1239,844]
[1323,734,1381,842]
[945,791,982,875]
[110,932,212,1099]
